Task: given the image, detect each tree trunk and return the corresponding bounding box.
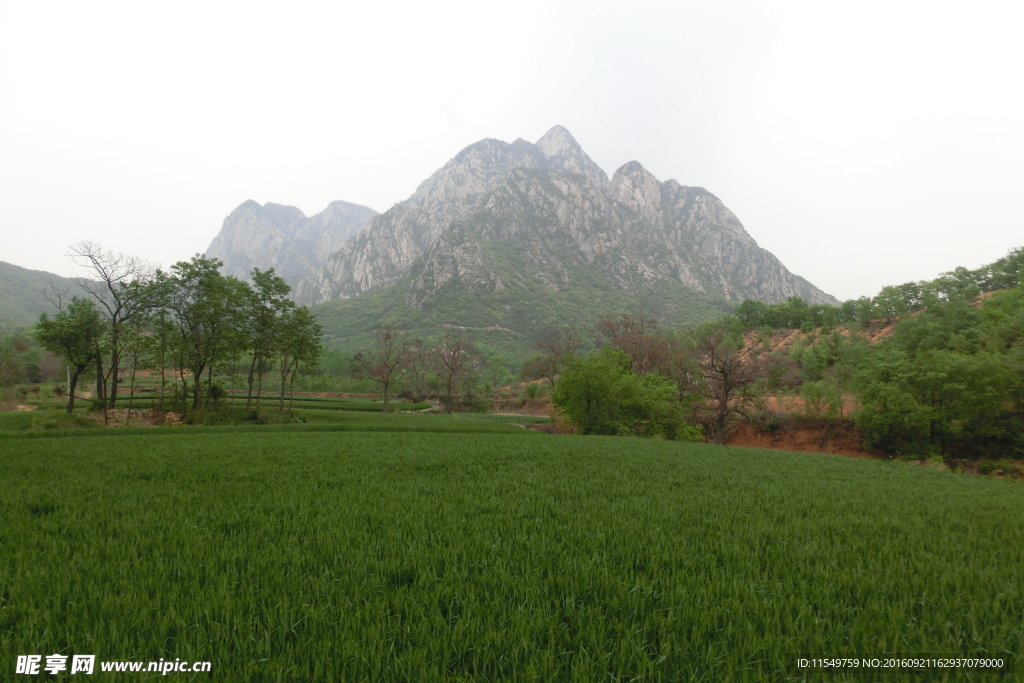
[109,331,119,408]
[279,363,288,412]
[158,351,166,417]
[289,362,298,411]
[66,370,80,414]
[382,379,390,413]
[207,364,214,408]
[715,401,727,446]
[246,354,258,410]
[95,356,105,408]
[127,348,138,425]
[192,365,204,410]
[256,367,263,414]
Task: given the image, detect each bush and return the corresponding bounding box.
[29,412,99,430]
[207,383,228,402]
[181,407,307,426]
[977,459,1024,478]
[551,349,689,439]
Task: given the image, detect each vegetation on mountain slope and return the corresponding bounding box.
[0,261,77,331]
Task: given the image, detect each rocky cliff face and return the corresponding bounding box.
[205,199,378,295]
[309,126,616,303]
[307,126,837,308]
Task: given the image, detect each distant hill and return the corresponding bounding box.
[0,261,77,331]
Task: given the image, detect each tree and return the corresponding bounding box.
[690,325,766,445]
[432,332,479,413]
[35,297,104,414]
[68,241,153,409]
[484,355,512,391]
[276,307,323,411]
[0,336,27,388]
[360,326,416,412]
[551,348,684,438]
[160,256,247,411]
[596,312,665,375]
[243,268,295,411]
[521,326,583,387]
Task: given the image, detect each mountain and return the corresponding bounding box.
[0,261,77,331]
[205,199,378,294]
[306,126,837,361]
[307,126,835,310]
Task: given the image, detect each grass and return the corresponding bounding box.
[0,410,34,431]
[1,420,1022,681]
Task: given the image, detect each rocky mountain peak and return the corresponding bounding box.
[205,199,378,296]
[609,161,663,224]
[535,125,580,157]
[305,126,837,309]
[535,125,609,187]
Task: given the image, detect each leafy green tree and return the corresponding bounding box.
[552,348,684,438]
[277,307,323,411]
[243,268,295,411]
[0,335,28,387]
[35,297,104,413]
[734,300,768,328]
[160,256,248,411]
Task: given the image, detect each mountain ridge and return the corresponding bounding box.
[306,126,836,310]
[205,199,378,293]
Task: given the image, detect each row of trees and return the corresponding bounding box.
[528,312,766,444]
[532,244,1024,456]
[735,247,1024,331]
[36,243,322,416]
[354,327,487,413]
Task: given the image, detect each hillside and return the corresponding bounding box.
[0,261,76,331]
[312,262,729,362]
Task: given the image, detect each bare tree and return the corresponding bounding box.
[401,343,431,403]
[68,241,154,410]
[522,325,584,388]
[361,326,416,413]
[596,310,665,376]
[691,327,766,445]
[432,331,479,414]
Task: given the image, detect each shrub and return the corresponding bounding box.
[552,349,688,439]
[29,412,99,430]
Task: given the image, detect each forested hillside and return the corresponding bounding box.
[0,261,76,331]
[723,247,1024,458]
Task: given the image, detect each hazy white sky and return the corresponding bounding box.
[1,0,1021,301]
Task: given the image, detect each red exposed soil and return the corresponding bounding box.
[726,420,879,458]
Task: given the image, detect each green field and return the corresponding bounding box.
[1,415,1022,681]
